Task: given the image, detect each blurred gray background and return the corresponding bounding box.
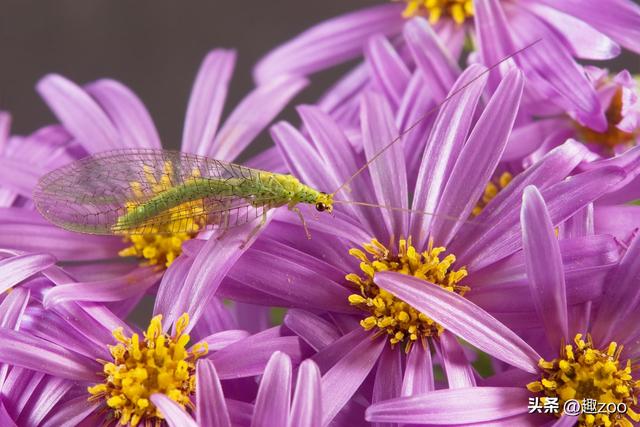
[0,0,639,154]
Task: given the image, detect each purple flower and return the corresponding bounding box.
[150,352,322,427]
[212,65,626,424]
[0,266,302,426]
[366,185,640,426]
[255,1,640,130]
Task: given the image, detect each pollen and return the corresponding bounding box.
[578,89,637,152]
[119,162,206,268]
[347,237,468,352]
[401,0,474,25]
[88,313,208,427]
[527,334,640,427]
[472,171,512,217]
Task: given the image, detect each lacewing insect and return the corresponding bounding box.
[34,40,540,243]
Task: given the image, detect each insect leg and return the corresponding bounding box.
[240,209,268,249]
[290,206,311,240]
[216,200,232,240]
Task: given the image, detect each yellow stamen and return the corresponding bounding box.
[88,313,208,426]
[400,0,474,25]
[119,163,206,268]
[527,334,640,426]
[472,171,512,217]
[347,237,468,352]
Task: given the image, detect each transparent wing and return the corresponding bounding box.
[33,148,272,235]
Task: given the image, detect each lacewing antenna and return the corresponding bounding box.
[332,199,480,226]
[331,38,542,197]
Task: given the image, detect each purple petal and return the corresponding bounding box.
[253,4,403,84]
[40,396,99,427]
[401,341,434,395]
[284,309,341,351]
[252,352,292,427]
[365,34,410,108]
[321,333,385,425]
[594,205,640,240]
[410,64,488,247]
[431,69,524,246]
[17,376,72,427]
[181,49,236,155]
[43,267,161,307]
[311,328,371,373]
[520,2,619,60]
[210,327,308,379]
[197,330,250,352]
[85,79,161,149]
[0,111,11,152]
[0,253,55,294]
[0,287,29,330]
[536,0,640,53]
[403,18,459,100]
[0,400,16,427]
[457,165,626,270]
[372,345,402,427]
[0,328,98,381]
[36,74,121,152]
[375,272,541,373]
[439,331,476,388]
[365,387,530,424]
[503,119,571,162]
[0,157,42,197]
[521,186,569,348]
[211,77,308,161]
[196,359,231,427]
[290,360,322,427]
[360,90,408,237]
[151,394,198,427]
[153,255,193,329]
[593,234,640,345]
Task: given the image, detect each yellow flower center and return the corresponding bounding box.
[472,171,512,217]
[118,160,206,268]
[527,334,640,427]
[88,313,208,426]
[578,89,637,152]
[347,237,468,352]
[401,0,474,24]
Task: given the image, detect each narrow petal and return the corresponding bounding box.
[403,17,459,100]
[375,272,541,373]
[85,79,161,149]
[211,77,308,161]
[401,341,435,395]
[372,345,403,427]
[211,327,308,379]
[0,253,55,294]
[439,331,476,388]
[321,334,385,426]
[503,119,570,162]
[40,396,99,427]
[0,287,29,330]
[0,157,42,197]
[521,186,569,348]
[0,400,16,427]
[410,64,488,247]
[36,74,121,152]
[536,0,640,53]
[252,352,292,427]
[364,34,410,108]
[290,360,322,427]
[253,4,404,84]
[365,387,530,424]
[153,255,194,329]
[151,394,198,427]
[18,376,72,427]
[284,309,341,351]
[0,328,98,381]
[311,328,371,374]
[431,69,524,246]
[360,90,408,237]
[196,359,231,427]
[43,268,161,307]
[181,49,236,155]
[196,330,250,352]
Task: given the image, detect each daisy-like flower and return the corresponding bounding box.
[211,66,627,425]
[0,48,305,271]
[150,352,321,427]
[255,1,640,130]
[366,185,640,426]
[0,261,309,426]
